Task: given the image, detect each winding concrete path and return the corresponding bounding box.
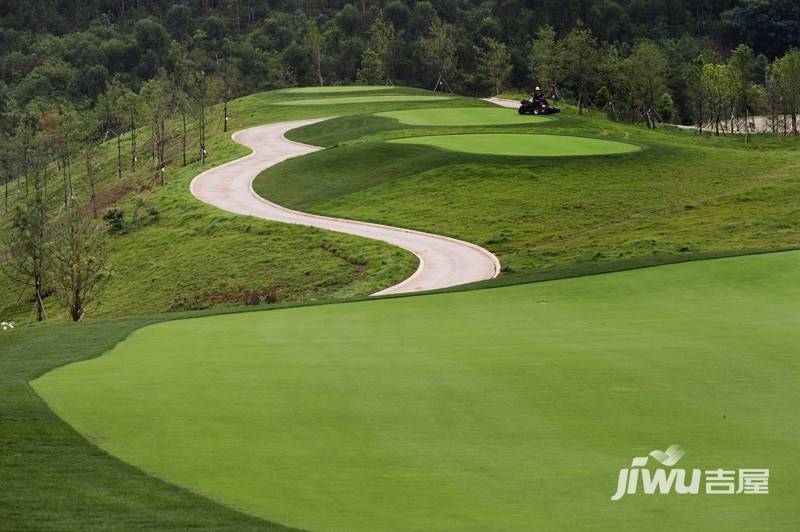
[190,119,500,296]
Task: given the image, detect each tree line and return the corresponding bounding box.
[528,27,800,137]
[2,1,800,127]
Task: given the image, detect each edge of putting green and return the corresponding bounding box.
[374,107,554,126]
[388,133,643,157]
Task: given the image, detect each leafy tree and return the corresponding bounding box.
[140,72,176,185]
[135,19,170,56]
[357,49,384,85]
[49,202,111,321]
[478,38,512,96]
[421,18,457,91]
[657,92,677,123]
[729,44,760,140]
[701,62,736,135]
[772,48,800,135]
[166,4,194,41]
[188,70,220,165]
[1,183,50,321]
[101,79,131,179]
[305,20,324,87]
[624,40,668,127]
[368,16,396,84]
[530,25,563,98]
[561,28,598,114]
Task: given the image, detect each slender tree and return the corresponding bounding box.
[1,176,49,321]
[188,71,220,165]
[478,37,512,96]
[50,203,111,321]
[729,44,759,141]
[773,48,800,135]
[530,25,563,98]
[368,16,396,84]
[422,17,457,92]
[305,20,324,87]
[562,28,598,114]
[103,79,130,179]
[140,72,176,185]
[624,40,668,128]
[701,62,736,136]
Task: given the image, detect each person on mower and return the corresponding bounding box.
[531,86,544,104]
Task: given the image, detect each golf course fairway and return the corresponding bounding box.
[375,107,552,126]
[274,95,454,106]
[32,250,799,530]
[279,86,395,94]
[390,133,641,157]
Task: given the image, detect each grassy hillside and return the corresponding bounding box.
[33,250,800,531]
[1,87,485,323]
[255,105,800,277]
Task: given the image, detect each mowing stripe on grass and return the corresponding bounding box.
[274,95,455,106]
[278,86,396,94]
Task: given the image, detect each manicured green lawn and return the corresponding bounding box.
[278,85,395,93]
[0,313,292,530]
[273,95,455,105]
[375,107,552,126]
[33,251,800,531]
[390,133,641,156]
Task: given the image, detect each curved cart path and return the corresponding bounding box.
[190,119,500,296]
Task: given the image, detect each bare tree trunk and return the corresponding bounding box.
[199,101,206,165]
[235,0,241,32]
[130,109,137,173]
[182,112,187,166]
[86,145,97,218]
[117,133,122,179]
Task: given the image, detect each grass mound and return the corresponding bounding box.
[273,95,455,106]
[33,250,800,531]
[389,133,641,157]
[375,107,552,126]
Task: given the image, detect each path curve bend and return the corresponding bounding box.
[190,119,500,296]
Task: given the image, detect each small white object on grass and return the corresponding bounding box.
[1,321,14,331]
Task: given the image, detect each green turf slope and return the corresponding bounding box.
[390,133,641,156]
[258,110,800,278]
[33,251,800,531]
[279,86,395,93]
[375,107,552,126]
[273,95,454,105]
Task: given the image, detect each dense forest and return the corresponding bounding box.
[1,1,800,321]
[1,1,799,126]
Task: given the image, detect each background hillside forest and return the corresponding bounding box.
[1,0,800,131]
